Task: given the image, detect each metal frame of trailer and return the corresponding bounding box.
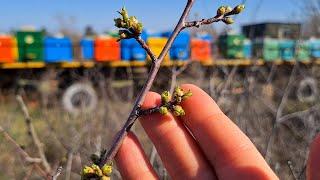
[1,59,320,69]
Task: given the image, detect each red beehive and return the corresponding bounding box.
[94,37,120,61]
[191,39,212,62]
[0,35,16,63]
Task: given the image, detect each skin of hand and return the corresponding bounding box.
[115,84,320,180]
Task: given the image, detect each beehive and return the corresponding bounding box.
[162,31,190,60]
[0,35,17,63]
[191,39,211,62]
[44,37,73,62]
[94,37,120,62]
[16,31,43,61]
[147,37,170,62]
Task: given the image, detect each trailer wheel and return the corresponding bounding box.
[62,83,98,114]
[297,78,318,103]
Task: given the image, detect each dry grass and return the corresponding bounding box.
[0,64,319,179]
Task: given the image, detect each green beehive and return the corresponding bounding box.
[16,31,44,61]
[218,34,245,59]
[296,41,310,61]
[253,38,280,61]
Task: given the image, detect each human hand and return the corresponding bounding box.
[115,84,319,180]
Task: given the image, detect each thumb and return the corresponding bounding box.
[307,134,320,180]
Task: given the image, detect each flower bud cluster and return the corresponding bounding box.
[81,163,113,180]
[114,7,143,41]
[158,87,193,117]
[216,4,245,25]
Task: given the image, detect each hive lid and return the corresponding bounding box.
[20,25,36,31]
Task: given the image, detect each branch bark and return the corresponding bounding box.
[264,64,298,161]
[0,126,48,178]
[16,95,52,173]
[99,0,196,167]
[170,60,192,93]
[52,166,63,180]
[135,36,157,62]
[184,16,224,28]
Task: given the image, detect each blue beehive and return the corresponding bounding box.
[44,37,72,62]
[243,39,252,59]
[80,38,94,60]
[309,39,320,58]
[121,31,148,61]
[162,31,190,60]
[279,40,295,61]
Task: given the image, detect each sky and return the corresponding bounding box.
[0,0,300,34]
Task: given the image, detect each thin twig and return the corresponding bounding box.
[65,152,73,180]
[264,64,298,160]
[149,146,157,166]
[23,165,35,180]
[16,95,52,173]
[170,60,192,93]
[135,36,157,63]
[184,15,224,28]
[0,126,48,178]
[287,161,298,180]
[276,64,298,122]
[278,104,320,124]
[217,66,238,98]
[52,166,63,180]
[99,0,196,167]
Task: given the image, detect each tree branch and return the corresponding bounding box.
[184,16,224,28]
[16,95,52,173]
[170,60,192,93]
[99,0,244,167]
[278,104,320,124]
[135,36,157,63]
[99,0,196,167]
[0,126,48,178]
[52,166,63,180]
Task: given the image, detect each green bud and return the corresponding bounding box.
[136,22,144,33]
[159,106,169,115]
[90,154,100,165]
[114,18,124,28]
[119,7,129,21]
[233,4,245,14]
[91,164,103,177]
[225,6,232,13]
[118,30,132,40]
[174,86,184,97]
[182,90,193,100]
[119,32,127,39]
[217,6,226,16]
[175,96,182,104]
[223,17,234,25]
[82,166,95,175]
[101,176,110,180]
[161,91,171,103]
[102,164,113,176]
[129,16,139,24]
[173,105,185,116]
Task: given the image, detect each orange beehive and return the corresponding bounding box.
[94,37,120,61]
[0,35,16,63]
[191,39,212,62]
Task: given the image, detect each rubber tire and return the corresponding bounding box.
[297,78,318,103]
[62,83,98,114]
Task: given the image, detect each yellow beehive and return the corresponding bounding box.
[12,38,18,60]
[147,37,170,62]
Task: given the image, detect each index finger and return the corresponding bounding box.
[180,84,278,179]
